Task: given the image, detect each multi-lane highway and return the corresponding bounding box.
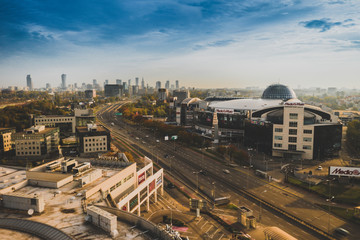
[97,102,357,240]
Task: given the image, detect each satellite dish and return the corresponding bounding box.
[28,209,34,216]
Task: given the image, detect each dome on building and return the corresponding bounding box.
[261,84,296,100]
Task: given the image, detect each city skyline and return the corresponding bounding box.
[1,1,360,89]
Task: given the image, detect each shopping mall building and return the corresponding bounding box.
[189,84,342,160]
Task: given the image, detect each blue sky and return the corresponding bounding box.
[1,0,360,89]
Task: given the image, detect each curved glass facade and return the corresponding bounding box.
[261,84,296,100]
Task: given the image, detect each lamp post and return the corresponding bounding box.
[326,178,335,234]
[259,190,267,223]
[193,171,200,193]
[212,181,216,208]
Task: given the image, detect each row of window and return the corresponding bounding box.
[17,141,40,145]
[289,113,298,119]
[17,146,40,150]
[274,128,312,134]
[85,142,105,147]
[85,138,106,142]
[17,151,40,155]
[274,136,312,143]
[85,147,107,152]
[36,118,73,122]
[273,143,312,150]
[109,173,134,192]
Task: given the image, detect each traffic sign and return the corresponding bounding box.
[115,112,122,116]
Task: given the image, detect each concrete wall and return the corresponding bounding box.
[97,206,173,240]
[79,169,102,186]
[3,194,45,213]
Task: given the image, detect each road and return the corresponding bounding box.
[97,102,357,240]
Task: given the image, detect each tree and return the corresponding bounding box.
[346,120,360,156]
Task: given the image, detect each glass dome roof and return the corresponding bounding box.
[261,84,296,100]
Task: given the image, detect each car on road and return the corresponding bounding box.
[111,122,114,126]
[199,170,207,175]
[223,169,230,174]
[317,166,323,171]
[145,135,149,138]
[156,140,160,143]
[334,227,350,236]
[135,137,140,140]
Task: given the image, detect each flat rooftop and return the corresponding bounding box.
[76,126,108,133]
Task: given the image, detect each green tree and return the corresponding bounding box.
[346,120,360,156]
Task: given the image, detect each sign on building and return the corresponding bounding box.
[156,176,162,186]
[129,196,138,211]
[329,166,360,177]
[138,172,145,185]
[149,180,155,193]
[215,108,234,114]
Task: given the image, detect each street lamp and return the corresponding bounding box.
[193,171,200,193]
[212,181,216,208]
[259,190,267,223]
[326,178,336,234]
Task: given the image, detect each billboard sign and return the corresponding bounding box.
[329,166,360,177]
[129,195,138,211]
[156,176,162,186]
[149,180,155,193]
[138,172,145,185]
[215,108,234,114]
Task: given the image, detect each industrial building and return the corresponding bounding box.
[104,84,123,98]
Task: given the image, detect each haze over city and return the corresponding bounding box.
[1,0,360,89]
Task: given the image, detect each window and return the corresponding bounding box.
[288,144,296,151]
[274,143,282,148]
[289,137,297,143]
[303,137,312,142]
[304,129,312,134]
[303,145,311,150]
[289,129,297,135]
[275,128,283,132]
[289,113,298,119]
[274,136,283,140]
[31,198,37,205]
[289,121,298,127]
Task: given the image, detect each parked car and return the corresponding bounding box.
[317,166,323,171]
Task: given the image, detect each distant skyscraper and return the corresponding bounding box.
[155,81,161,89]
[175,80,179,89]
[105,79,109,85]
[171,84,174,90]
[26,74,33,90]
[74,83,78,89]
[128,79,131,87]
[165,80,170,89]
[123,82,128,90]
[135,77,139,87]
[93,79,97,85]
[141,78,145,89]
[61,74,66,89]
[46,83,51,89]
[116,79,122,85]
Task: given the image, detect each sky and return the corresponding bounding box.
[1,0,360,89]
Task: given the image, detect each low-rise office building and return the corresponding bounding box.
[13,125,59,157]
[34,108,95,134]
[76,124,111,154]
[0,128,16,156]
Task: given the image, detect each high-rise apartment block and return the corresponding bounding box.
[175,80,179,89]
[26,75,33,90]
[141,78,145,89]
[165,80,170,89]
[135,77,139,87]
[155,81,161,89]
[61,74,66,89]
